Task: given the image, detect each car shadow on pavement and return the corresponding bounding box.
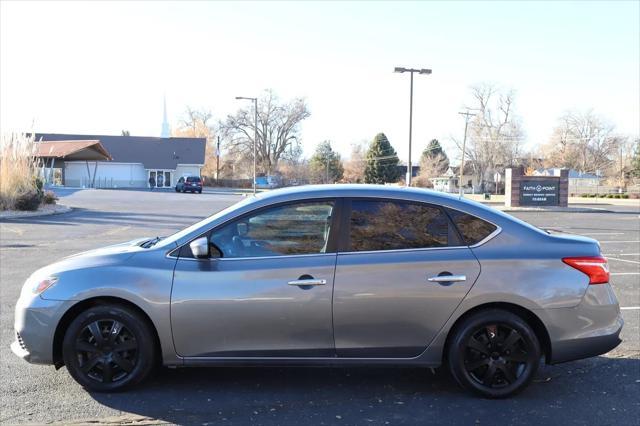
[87,356,640,425]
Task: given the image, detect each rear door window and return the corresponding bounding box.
[348,199,456,252]
[446,208,497,245]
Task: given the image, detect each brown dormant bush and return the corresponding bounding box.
[0,133,41,210]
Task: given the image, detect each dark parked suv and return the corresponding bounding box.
[175,176,202,193]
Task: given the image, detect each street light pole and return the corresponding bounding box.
[458,109,476,198]
[394,66,431,187]
[235,96,258,194]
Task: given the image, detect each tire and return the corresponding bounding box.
[62,304,156,392]
[175,188,179,192]
[447,309,541,398]
[198,189,202,194]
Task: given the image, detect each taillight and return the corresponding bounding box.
[562,256,610,284]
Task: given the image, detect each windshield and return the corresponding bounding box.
[155,196,257,248]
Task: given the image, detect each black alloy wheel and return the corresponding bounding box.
[63,305,155,392]
[448,309,541,398]
[75,319,138,384]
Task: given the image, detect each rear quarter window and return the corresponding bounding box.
[446,208,497,246]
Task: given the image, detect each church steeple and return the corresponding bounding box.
[161,95,170,138]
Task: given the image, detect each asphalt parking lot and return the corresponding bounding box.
[1,188,638,425]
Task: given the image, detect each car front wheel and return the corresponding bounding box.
[62,304,156,392]
[447,309,541,398]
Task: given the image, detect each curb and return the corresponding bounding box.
[0,204,72,220]
[495,206,614,213]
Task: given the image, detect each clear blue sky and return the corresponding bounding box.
[1,1,638,163]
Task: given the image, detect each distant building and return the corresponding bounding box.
[397,163,421,179]
[533,168,602,187]
[431,164,477,193]
[35,133,205,189]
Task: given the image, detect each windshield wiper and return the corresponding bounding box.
[140,236,162,248]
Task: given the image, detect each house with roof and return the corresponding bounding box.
[34,133,206,189]
[431,163,477,193]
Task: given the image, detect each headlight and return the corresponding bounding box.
[31,277,58,295]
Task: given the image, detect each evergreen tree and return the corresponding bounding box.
[309,140,344,183]
[419,139,449,176]
[364,133,400,184]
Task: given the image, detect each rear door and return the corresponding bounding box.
[332,198,482,358]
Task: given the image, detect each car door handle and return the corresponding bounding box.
[427,275,467,283]
[288,279,327,286]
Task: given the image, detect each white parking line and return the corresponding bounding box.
[582,232,626,235]
[611,272,640,276]
[604,253,640,256]
[607,257,640,265]
[620,307,640,310]
[599,240,640,243]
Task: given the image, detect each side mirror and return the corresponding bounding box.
[189,237,209,259]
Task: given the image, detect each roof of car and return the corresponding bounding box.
[255,184,463,202]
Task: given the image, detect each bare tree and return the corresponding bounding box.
[452,84,525,192]
[173,107,218,178]
[220,90,310,175]
[543,110,622,176]
[342,141,368,183]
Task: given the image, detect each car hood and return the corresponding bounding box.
[28,237,157,284]
[63,237,152,260]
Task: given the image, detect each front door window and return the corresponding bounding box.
[148,170,172,187]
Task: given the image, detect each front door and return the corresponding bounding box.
[148,170,172,187]
[171,199,339,358]
[332,199,482,358]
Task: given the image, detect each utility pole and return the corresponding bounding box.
[458,109,476,198]
[619,143,624,191]
[216,135,221,184]
[235,96,258,194]
[394,67,432,186]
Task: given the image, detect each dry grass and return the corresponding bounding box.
[0,133,40,210]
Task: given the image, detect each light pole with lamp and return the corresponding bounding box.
[394,67,431,187]
[235,96,258,194]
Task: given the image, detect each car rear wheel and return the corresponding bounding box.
[62,304,156,392]
[447,309,541,398]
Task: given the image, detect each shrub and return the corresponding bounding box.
[580,193,589,197]
[0,133,41,210]
[622,194,629,199]
[42,190,58,204]
[14,190,43,211]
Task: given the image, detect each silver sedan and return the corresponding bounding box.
[12,185,622,398]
